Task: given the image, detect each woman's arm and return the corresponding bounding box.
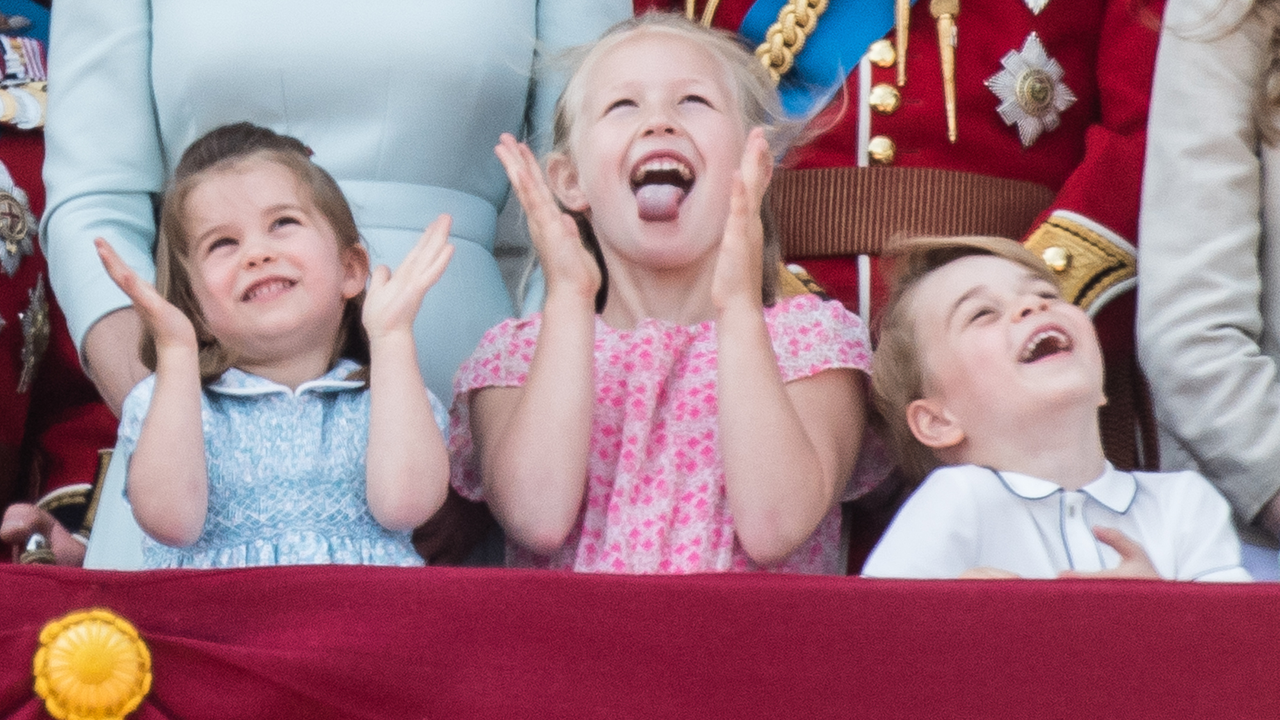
[43,0,164,412]
[364,218,454,532]
[714,130,864,565]
[96,240,207,547]
[471,135,599,554]
[1137,0,1280,525]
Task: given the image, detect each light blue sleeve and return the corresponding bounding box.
[428,388,450,444]
[114,375,157,496]
[41,0,165,351]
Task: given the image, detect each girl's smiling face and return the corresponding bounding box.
[549,29,749,276]
[184,158,367,367]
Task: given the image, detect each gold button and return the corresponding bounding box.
[868,135,896,165]
[1042,245,1072,273]
[869,83,901,114]
[867,39,896,68]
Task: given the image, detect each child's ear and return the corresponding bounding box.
[906,397,965,450]
[340,244,370,300]
[546,152,589,213]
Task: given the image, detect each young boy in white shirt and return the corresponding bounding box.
[861,236,1249,581]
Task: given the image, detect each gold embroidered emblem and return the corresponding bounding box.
[1025,216,1135,312]
[18,272,49,393]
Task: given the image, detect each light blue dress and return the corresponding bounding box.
[117,360,450,568]
[42,1,630,568]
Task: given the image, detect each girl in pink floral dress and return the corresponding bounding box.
[450,14,874,573]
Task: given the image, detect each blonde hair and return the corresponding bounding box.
[549,12,802,311]
[148,122,369,383]
[871,236,1059,482]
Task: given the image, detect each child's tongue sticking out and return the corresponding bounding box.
[632,158,693,222]
[635,183,685,221]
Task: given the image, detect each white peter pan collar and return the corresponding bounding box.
[994,462,1137,514]
[207,358,366,398]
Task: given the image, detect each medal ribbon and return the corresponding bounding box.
[738,0,917,116]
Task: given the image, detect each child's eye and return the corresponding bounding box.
[680,94,712,107]
[969,307,995,323]
[271,215,300,230]
[206,237,237,254]
[605,98,636,114]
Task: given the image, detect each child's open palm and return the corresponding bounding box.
[712,128,772,311]
[494,133,600,301]
[95,238,197,355]
[363,215,454,341]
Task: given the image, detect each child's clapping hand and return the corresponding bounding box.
[712,127,772,313]
[96,238,197,358]
[495,132,600,303]
[362,214,454,343]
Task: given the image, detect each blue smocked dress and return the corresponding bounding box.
[117,360,449,568]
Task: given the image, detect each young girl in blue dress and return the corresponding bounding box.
[97,123,453,568]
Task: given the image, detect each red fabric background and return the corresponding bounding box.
[1,565,1273,719]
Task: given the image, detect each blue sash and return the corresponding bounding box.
[738,0,913,116]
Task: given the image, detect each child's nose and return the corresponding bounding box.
[641,111,679,137]
[242,238,275,267]
[1016,296,1050,319]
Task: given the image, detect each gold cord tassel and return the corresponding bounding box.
[755,0,830,84]
[931,0,959,143]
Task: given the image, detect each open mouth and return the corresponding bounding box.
[1018,327,1073,363]
[631,155,695,222]
[241,277,296,302]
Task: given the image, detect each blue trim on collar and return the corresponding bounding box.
[207,359,365,398]
[1081,464,1137,514]
[987,463,1135,513]
[989,467,1060,501]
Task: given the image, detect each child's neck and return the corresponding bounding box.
[235,346,336,391]
[955,403,1108,491]
[599,258,718,329]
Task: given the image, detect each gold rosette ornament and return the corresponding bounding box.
[33,609,152,720]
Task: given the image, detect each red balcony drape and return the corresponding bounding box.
[2,565,1275,719]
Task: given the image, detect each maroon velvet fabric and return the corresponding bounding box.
[1,565,1273,718]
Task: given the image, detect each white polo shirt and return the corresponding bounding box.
[862,463,1251,581]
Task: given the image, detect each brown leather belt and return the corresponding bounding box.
[768,166,1056,258]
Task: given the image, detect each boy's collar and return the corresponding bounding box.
[994,462,1136,514]
[207,359,365,397]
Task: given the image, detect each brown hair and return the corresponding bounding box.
[548,12,798,311]
[1249,0,1280,141]
[871,236,1059,482]
[146,122,369,382]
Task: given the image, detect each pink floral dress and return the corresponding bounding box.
[449,294,875,574]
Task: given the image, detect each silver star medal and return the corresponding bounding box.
[0,182,34,276]
[985,32,1076,148]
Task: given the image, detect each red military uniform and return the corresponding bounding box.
[638,0,1162,469]
[0,35,116,558]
